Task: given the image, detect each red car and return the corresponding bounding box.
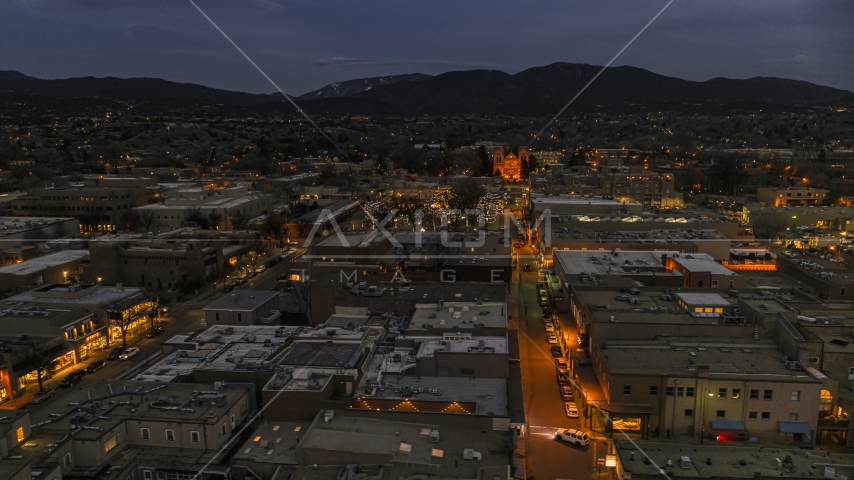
[524,264,532,272]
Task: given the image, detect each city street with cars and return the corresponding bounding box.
[511,242,614,480]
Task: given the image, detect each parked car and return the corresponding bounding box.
[514,243,524,248]
[145,326,164,338]
[555,358,568,370]
[255,265,267,273]
[223,284,234,292]
[285,249,296,255]
[550,345,562,357]
[542,306,552,315]
[59,369,86,388]
[248,271,257,278]
[86,360,105,373]
[555,428,589,446]
[107,347,125,361]
[538,296,549,306]
[565,402,579,418]
[544,322,555,333]
[547,334,559,345]
[560,385,574,400]
[119,347,140,360]
[542,314,551,322]
[523,264,532,272]
[30,387,54,404]
[234,277,247,285]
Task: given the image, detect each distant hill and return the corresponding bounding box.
[296,73,432,100]
[0,70,34,81]
[343,63,854,115]
[0,63,850,114]
[0,75,276,105]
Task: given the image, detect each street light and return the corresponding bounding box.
[701,388,713,444]
[63,271,68,283]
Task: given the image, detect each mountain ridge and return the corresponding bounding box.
[1,63,850,114]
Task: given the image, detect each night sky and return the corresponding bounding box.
[2,0,852,96]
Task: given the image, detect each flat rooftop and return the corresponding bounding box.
[278,341,362,368]
[0,216,75,235]
[135,325,300,382]
[315,230,384,248]
[323,276,507,307]
[417,336,508,357]
[0,249,89,275]
[298,411,510,476]
[555,250,674,276]
[551,227,727,242]
[616,440,854,478]
[576,287,738,324]
[6,284,143,306]
[409,302,507,331]
[532,196,636,206]
[596,339,819,382]
[231,421,310,466]
[294,323,383,344]
[676,292,733,307]
[358,356,508,416]
[22,380,248,444]
[204,290,278,311]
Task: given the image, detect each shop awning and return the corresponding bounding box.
[778,421,811,434]
[709,420,746,431]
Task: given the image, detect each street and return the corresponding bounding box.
[512,245,609,480]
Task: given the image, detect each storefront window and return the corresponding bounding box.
[612,416,642,431]
[50,352,74,374]
[0,387,8,402]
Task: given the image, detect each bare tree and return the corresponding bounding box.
[11,340,55,392]
[185,207,208,229]
[140,210,156,233]
[106,306,140,348]
[229,212,250,230]
[207,210,222,230]
[120,211,141,233]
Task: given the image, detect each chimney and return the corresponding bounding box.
[117,283,123,291]
[661,253,668,267]
[231,294,237,303]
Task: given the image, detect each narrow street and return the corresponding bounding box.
[512,246,610,480]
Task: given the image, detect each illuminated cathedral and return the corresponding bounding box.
[492,147,528,182]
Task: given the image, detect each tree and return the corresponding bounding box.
[140,210,156,233]
[207,211,223,230]
[520,158,530,180]
[229,212,250,230]
[11,340,54,392]
[110,311,134,348]
[449,179,485,230]
[478,145,492,177]
[393,195,425,231]
[120,210,141,233]
[185,207,209,229]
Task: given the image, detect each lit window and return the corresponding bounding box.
[104,434,120,453]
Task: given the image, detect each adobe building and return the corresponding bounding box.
[493,147,528,182]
